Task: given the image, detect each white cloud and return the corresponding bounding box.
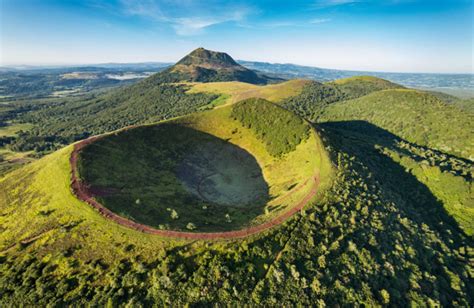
[313,0,361,8]
[309,18,331,24]
[118,0,252,35]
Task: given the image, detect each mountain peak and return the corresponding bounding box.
[176,48,239,68]
[151,47,280,84]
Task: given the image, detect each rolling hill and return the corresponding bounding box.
[281,76,403,121]
[318,89,473,160]
[279,79,473,236]
[328,76,404,98]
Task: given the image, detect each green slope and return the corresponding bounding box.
[282,76,403,121]
[303,89,474,236]
[454,98,474,113]
[318,89,473,160]
[328,76,404,98]
[14,83,217,152]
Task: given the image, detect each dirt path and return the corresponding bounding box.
[69,130,322,240]
[0,228,56,254]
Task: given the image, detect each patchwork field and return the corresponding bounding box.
[0,122,33,137]
[0,122,35,175]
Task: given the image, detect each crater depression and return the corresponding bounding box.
[75,99,323,233]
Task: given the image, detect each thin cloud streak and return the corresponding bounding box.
[118,0,253,35]
[309,18,332,24]
[313,0,361,8]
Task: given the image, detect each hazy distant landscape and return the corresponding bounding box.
[240,61,474,98]
[2,61,472,99]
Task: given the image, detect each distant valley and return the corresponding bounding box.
[1,59,472,99]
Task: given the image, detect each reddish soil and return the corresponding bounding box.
[87,186,122,197]
[7,157,30,164]
[70,134,321,240]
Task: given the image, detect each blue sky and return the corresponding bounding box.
[1,0,472,73]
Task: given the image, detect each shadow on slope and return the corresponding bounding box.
[78,123,270,232]
[319,120,470,242]
[311,120,472,304]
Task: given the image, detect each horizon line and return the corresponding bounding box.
[1,60,473,76]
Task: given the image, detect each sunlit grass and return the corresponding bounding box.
[186,79,311,106]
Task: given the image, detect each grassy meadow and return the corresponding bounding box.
[186,79,311,106]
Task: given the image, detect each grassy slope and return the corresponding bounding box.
[0,123,34,137]
[0,123,36,175]
[0,145,179,261]
[281,77,403,122]
[319,89,474,160]
[328,76,404,99]
[186,79,311,106]
[188,76,403,109]
[312,88,474,235]
[0,149,35,175]
[454,98,474,113]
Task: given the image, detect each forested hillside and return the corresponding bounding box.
[3,48,288,154]
[231,98,310,157]
[282,80,473,237]
[282,76,402,120]
[10,83,217,152]
[317,89,473,161]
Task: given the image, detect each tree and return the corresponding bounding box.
[170,209,179,220]
[380,289,390,304]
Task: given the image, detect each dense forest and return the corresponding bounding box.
[6,83,217,153]
[0,70,148,99]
